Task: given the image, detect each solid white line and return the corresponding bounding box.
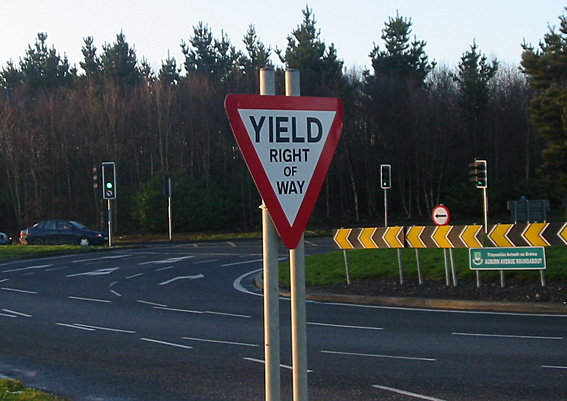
[0,312,17,318]
[321,350,436,362]
[0,279,8,283]
[221,259,263,267]
[68,296,111,303]
[244,357,313,372]
[452,332,564,340]
[194,259,218,264]
[73,323,136,333]
[72,255,130,263]
[155,266,174,272]
[1,287,37,294]
[154,306,204,314]
[57,323,96,331]
[542,365,567,370]
[372,384,447,401]
[308,321,383,331]
[2,309,31,318]
[140,338,193,349]
[322,301,567,318]
[137,300,167,307]
[182,336,258,347]
[3,264,52,273]
[205,310,251,319]
[233,268,263,297]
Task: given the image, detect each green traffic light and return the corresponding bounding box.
[106,182,113,189]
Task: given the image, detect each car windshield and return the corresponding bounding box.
[70,221,87,229]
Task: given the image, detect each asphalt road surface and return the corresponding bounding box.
[1,238,566,400]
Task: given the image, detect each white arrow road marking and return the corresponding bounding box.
[67,267,119,277]
[138,256,195,265]
[159,274,204,286]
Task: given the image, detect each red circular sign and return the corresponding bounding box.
[432,205,450,226]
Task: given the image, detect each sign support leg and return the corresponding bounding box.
[342,249,351,285]
[415,249,423,285]
[290,236,308,401]
[286,68,308,401]
[259,67,280,401]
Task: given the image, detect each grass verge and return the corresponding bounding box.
[279,247,567,286]
[0,378,67,401]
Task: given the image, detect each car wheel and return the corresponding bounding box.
[79,237,90,246]
[33,238,44,245]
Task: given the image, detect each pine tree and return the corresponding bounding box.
[100,32,141,90]
[452,40,498,122]
[521,8,567,196]
[369,13,435,86]
[276,6,344,96]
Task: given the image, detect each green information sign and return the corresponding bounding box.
[469,247,546,270]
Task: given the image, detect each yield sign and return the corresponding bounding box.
[225,94,344,249]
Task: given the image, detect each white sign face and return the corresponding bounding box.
[238,109,336,226]
[432,205,450,226]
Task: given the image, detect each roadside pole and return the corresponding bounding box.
[107,199,112,247]
[260,68,281,401]
[286,68,308,401]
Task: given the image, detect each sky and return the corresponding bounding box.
[1,0,566,73]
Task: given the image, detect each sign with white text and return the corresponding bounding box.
[225,94,344,249]
[469,247,546,270]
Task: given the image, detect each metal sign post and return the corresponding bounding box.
[286,69,308,401]
[225,69,343,401]
[259,68,281,401]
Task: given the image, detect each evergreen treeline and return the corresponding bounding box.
[0,7,558,235]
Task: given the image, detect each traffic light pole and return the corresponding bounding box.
[384,189,388,227]
[483,187,488,234]
[107,199,113,247]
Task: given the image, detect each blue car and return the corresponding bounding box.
[21,220,108,246]
[0,232,11,245]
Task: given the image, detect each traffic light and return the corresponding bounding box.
[380,164,391,189]
[92,166,102,198]
[469,159,487,188]
[162,177,171,197]
[101,162,116,199]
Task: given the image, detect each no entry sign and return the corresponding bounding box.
[432,204,451,226]
[225,94,344,249]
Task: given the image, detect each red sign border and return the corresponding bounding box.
[432,204,451,226]
[225,94,344,249]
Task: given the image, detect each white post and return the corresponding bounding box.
[168,178,172,241]
[286,68,308,401]
[260,67,280,401]
[107,199,112,247]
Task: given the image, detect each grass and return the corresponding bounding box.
[279,246,567,286]
[0,244,107,260]
[0,379,67,401]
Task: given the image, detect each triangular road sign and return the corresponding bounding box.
[225,94,344,249]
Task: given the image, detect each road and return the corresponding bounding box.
[1,238,566,400]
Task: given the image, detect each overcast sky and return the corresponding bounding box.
[1,0,565,72]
